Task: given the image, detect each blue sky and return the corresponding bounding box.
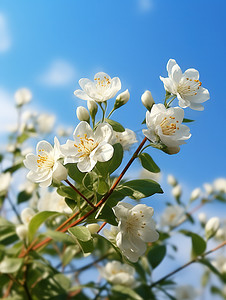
[0,1,225,298]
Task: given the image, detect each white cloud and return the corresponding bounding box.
[138,0,154,13]
[0,13,11,52]
[39,60,76,87]
[0,87,16,134]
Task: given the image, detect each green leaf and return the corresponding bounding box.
[119,179,163,200]
[112,285,143,300]
[147,245,166,269]
[0,257,23,273]
[95,204,118,226]
[105,119,125,132]
[17,191,32,204]
[4,162,23,174]
[68,226,94,253]
[66,163,86,184]
[96,143,123,177]
[180,230,206,257]
[139,153,160,173]
[57,186,78,200]
[62,245,80,266]
[17,132,29,144]
[28,211,61,241]
[65,197,77,210]
[82,172,99,192]
[97,178,109,195]
[182,118,194,123]
[43,230,74,245]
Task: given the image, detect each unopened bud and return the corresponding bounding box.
[87,100,98,119]
[141,90,154,110]
[52,162,68,183]
[114,89,130,109]
[16,224,28,240]
[172,184,182,198]
[21,208,36,225]
[86,223,100,234]
[205,217,220,240]
[76,106,90,122]
[167,174,177,187]
[164,146,180,155]
[198,212,207,225]
[203,183,213,195]
[15,88,32,107]
[190,188,201,202]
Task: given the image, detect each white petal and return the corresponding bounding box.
[92,143,114,162]
[188,103,204,111]
[166,59,177,76]
[103,77,121,100]
[79,78,100,101]
[39,176,52,187]
[94,123,113,143]
[74,89,93,101]
[52,162,68,182]
[94,72,111,81]
[183,68,199,80]
[24,154,38,171]
[171,64,182,84]
[113,202,133,220]
[77,156,96,172]
[61,140,78,156]
[131,204,154,218]
[36,140,53,154]
[160,76,176,94]
[73,121,94,142]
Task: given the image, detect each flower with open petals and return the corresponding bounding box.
[61,121,114,173]
[160,59,210,111]
[160,205,184,228]
[100,261,136,287]
[24,137,67,187]
[110,128,137,151]
[74,72,121,103]
[175,285,198,300]
[143,104,191,154]
[113,202,159,262]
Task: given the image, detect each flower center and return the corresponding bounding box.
[178,77,202,97]
[95,76,111,94]
[37,150,55,169]
[74,134,98,157]
[160,116,179,136]
[126,210,146,237]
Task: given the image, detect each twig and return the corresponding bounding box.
[97,222,107,233]
[150,240,226,288]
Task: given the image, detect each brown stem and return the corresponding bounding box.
[97,222,107,233]
[150,240,226,288]
[65,179,95,208]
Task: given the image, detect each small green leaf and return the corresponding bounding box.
[57,186,78,200]
[17,191,32,204]
[28,211,61,241]
[0,257,23,273]
[119,179,163,200]
[105,119,125,132]
[43,230,74,245]
[182,118,194,123]
[147,245,166,269]
[112,285,143,300]
[139,153,160,173]
[68,226,94,253]
[180,230,206,257]
[17,132,29,144]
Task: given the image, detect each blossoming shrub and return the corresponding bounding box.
[0,61,225,300]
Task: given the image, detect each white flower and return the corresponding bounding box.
[212,256,226,274]
[110,128,137,151]
[74,72,121,103]
[113,202,159,262]
[86,223,100,234]
[19,180,36,194]
[213,178,226,193]
[38,189,72,214]
[175,285,198,300]
[37,113,55,134]
[0,172,11,195]
[24,137,68,187]
[205,217,220,239]
[167,174,177,186]
[61,121,114,173]
[100,260,136,287]
[172,184,182,198]
[103,225,119,243]
[190,187,201,202]
[76,106,90,122]
[141,90,154,110]
[14,88,32,106]
[160,59,210,111]
[114,89,130,109]
[16,224,28,240]
[160,205,184,228]
[203,183,213,195]
[21,208,36,225]
[215,220,226,241]
[142,104,191,154]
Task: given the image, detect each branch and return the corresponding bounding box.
[150,241,226,288]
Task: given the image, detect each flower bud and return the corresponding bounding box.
[52,162,68,183]
[167,174,177,187]
[203,183,213,195]
[164,146,180,155]
[76,106,90,122]
[86,223,100,234]
[15,88,32,107]
[21,208,36,225]
[172,184,182,198]
[205,217,220,240]
[16,224,28,240]
[190,188,201,202]
[87,100,98,119]
[198,212,207,225]
[141,90,154,110]
[114,89,130,109]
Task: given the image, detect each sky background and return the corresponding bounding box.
[0,0,225,299]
